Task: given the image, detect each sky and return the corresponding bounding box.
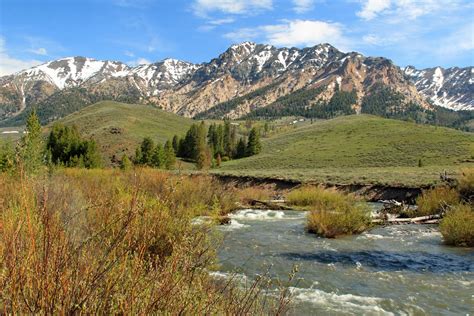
[0,0,473,75]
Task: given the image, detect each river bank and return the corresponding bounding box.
[214,174,426,203]
[215,208,474,315]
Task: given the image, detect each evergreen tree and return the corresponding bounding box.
[179,124,199,159]
[47,123,101,168]
[0,142,15,173]
[196,144,212,170]
[151,143,164,168]
[172,135,180,154]
[81,140,102,168]
[223,120,232,158]
[164,140,176,169]
[235,138,246,159]
[215,124,225,157]
[18,109,44,174]
[140,137,155,165]
[246,127,261,156]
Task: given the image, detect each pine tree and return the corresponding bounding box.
[151,143,164,168]
[140,137,155,165]
[196,145,211,170]
[235,138,246,159]
[18,109,44,174]
[82,140,102,168]
[246,127,261,156]
[164,140,176,169]
[172,135,180,154]
[46,124,102,169]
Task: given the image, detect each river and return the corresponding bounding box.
[213,207,473,315]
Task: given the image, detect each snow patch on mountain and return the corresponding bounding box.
[404,66,473,111]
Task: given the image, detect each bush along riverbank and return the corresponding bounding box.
[0,168,293,314]
[280,169,473,246]
[287,186,372,238]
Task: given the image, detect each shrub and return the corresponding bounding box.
[288,186,371,238]
[415,186,460,216]
[0,169,288,314]
[440,204,474,247]
[287,186,352,209]
[458,168,474,201]
[237,185,276,204]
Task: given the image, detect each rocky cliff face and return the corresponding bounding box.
[0,43,471,125]
[403,66,473,111]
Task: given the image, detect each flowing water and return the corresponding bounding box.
[213,207,474,315]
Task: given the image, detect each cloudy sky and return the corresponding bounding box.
[0,0,473,75]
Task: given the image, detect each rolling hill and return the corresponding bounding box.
[55,101,194,164]
[215,115,474,186]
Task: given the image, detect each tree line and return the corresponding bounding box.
[0,109,102,174]
[131,121,262,170]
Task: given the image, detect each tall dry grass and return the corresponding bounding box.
[415,186,460,216]
[287,186,371,238]
[439,203,474,247]
[458,168,474,201]
[0,168,291,314]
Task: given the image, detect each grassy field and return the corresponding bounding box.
[54,101,194,164]
[215,115,474,187]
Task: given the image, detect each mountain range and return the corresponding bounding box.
[0,42,472,126]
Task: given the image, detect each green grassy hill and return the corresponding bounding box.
[55,101,194,164]
[216,115,474,186]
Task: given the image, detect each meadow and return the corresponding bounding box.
[216,115,474,187]
[54,101,194,164]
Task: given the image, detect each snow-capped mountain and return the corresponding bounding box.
[0,42,472,124]
[404,66,473,111]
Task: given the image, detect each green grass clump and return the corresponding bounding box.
[287,186,371,238]
[415,186,460,216]
[440,204,474,247]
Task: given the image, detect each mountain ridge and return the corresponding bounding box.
[0,42,472,126]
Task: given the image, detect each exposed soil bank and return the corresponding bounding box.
[213,174,426,204]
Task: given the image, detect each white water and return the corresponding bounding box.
[211,208,474,315]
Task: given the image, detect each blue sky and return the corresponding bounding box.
[0,0,473,75]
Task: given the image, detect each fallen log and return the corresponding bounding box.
[372,214,441,225]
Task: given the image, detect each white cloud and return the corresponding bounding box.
[293,0,315,13]
[192,0,273,16]
[225,19,350,50]
[357,0,465,21]
[357,0,391,20]
[28,47,48,56]
[124,51,135,57]
[208,18,235,25]
[0,37,42,76]
[127,57,151,66]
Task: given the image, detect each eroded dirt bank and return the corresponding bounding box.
[213,174,425,203]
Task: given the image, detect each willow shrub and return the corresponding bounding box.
[440,204,474,247]
[415,186,460,216]
[288,186,371,238]
[458,168,474,201]
[0,169,290,314]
